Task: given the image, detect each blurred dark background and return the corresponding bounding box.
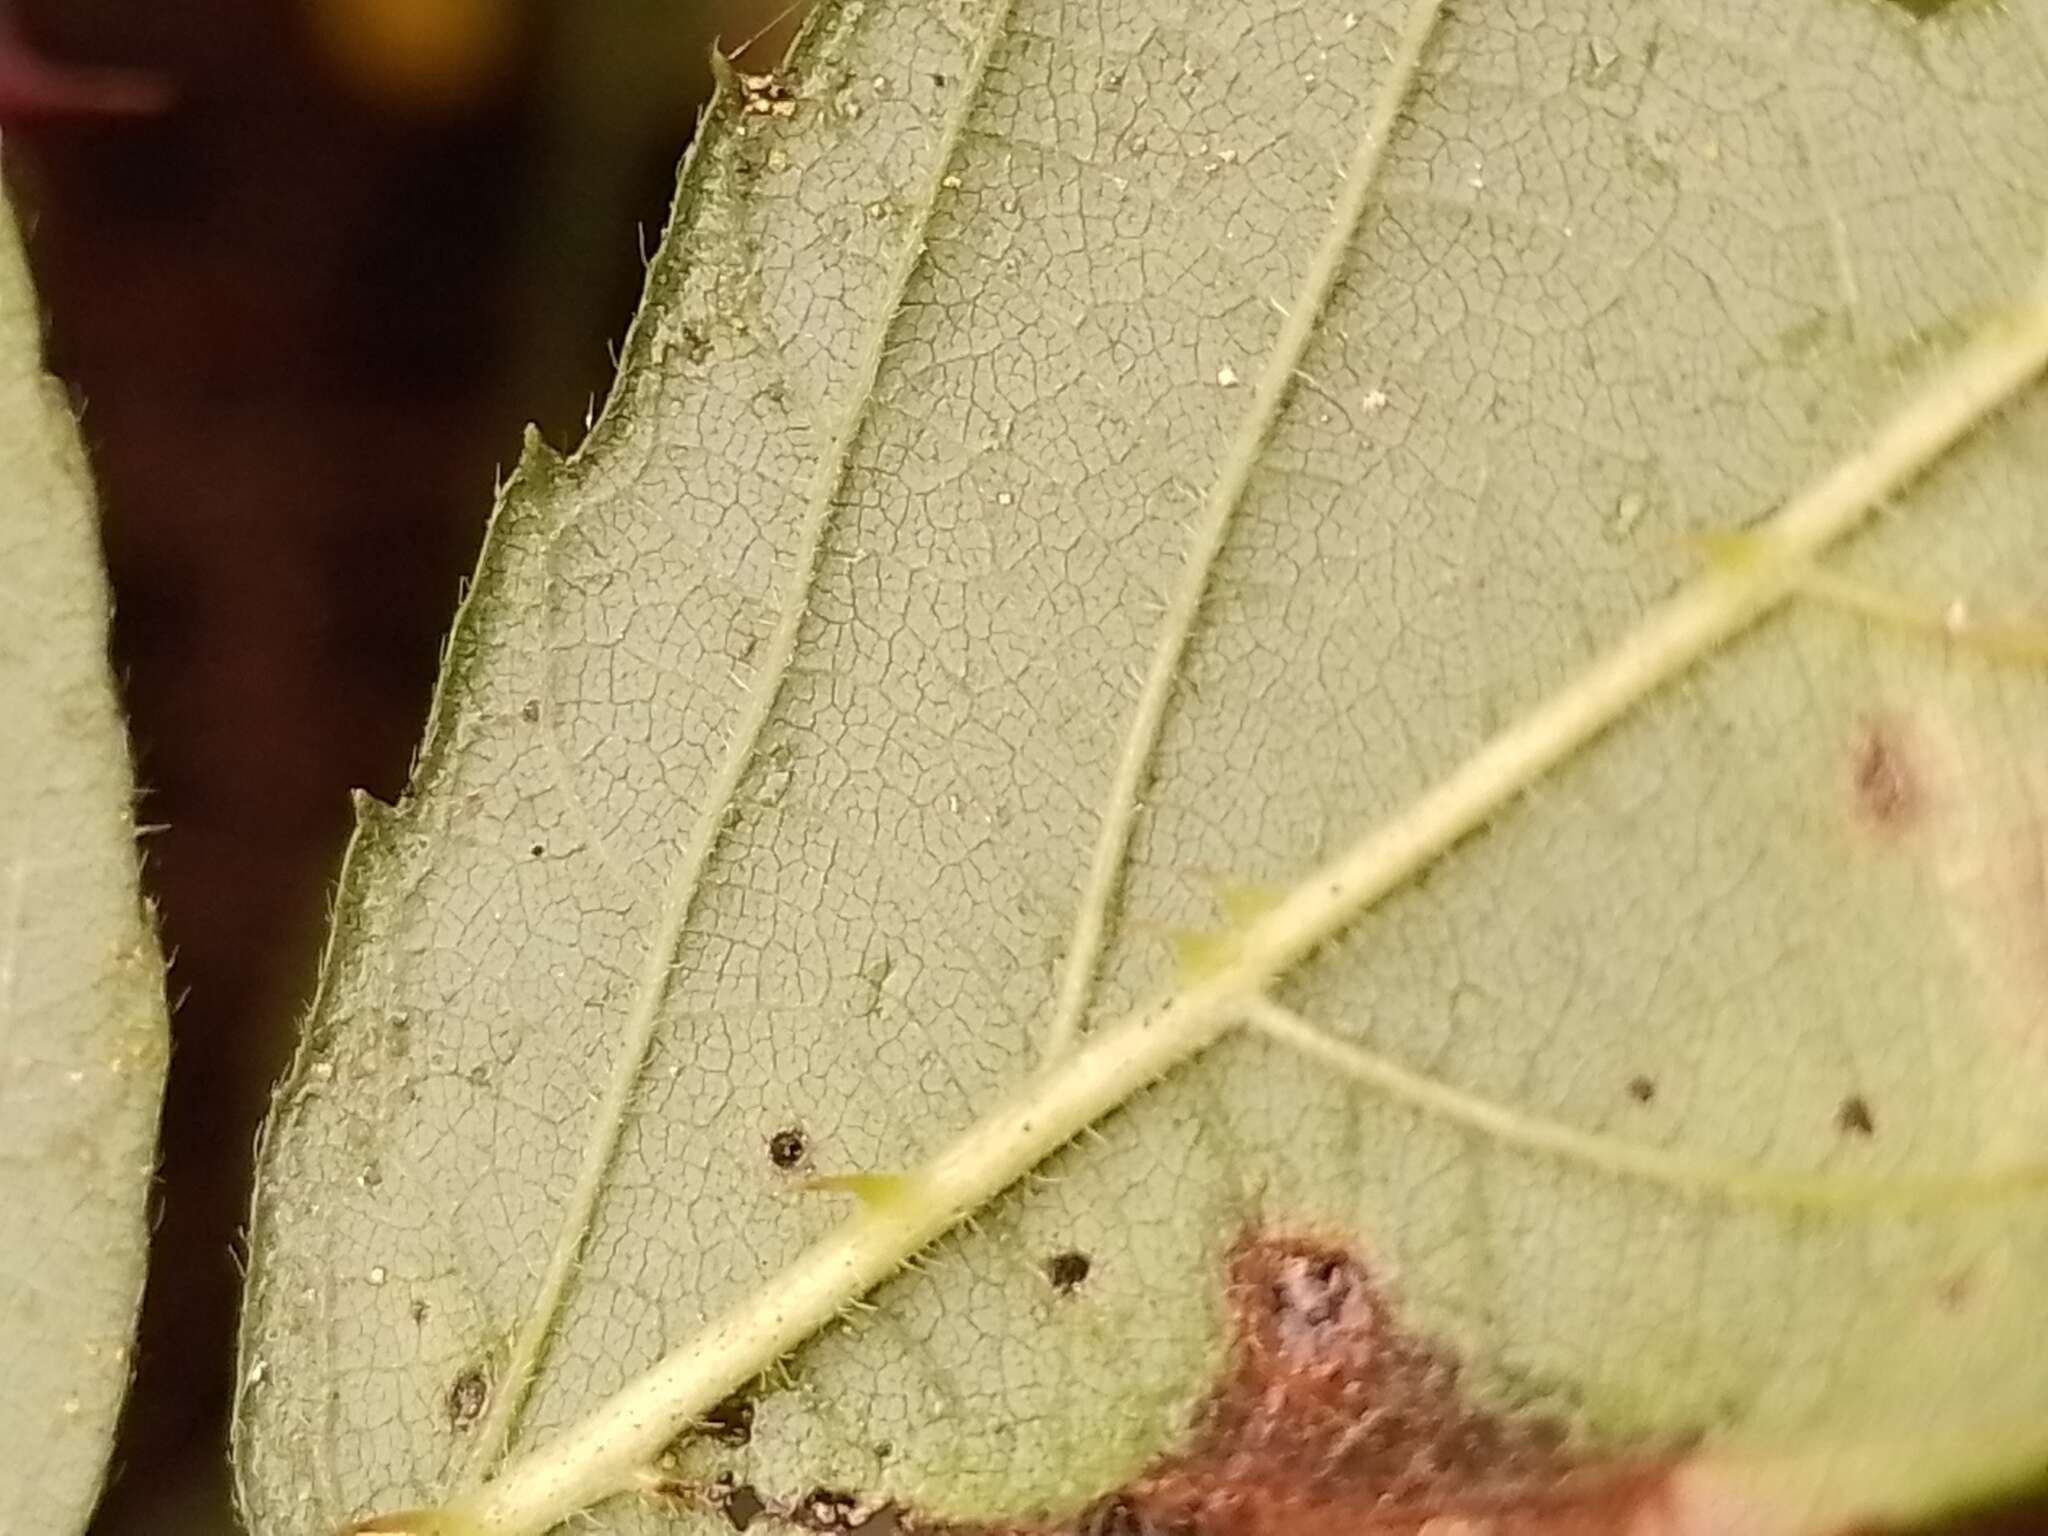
[5,4,2046,1535]
[2,1,785,1531]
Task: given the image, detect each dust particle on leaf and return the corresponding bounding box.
[518,698,540,723]
[768,1127,808,1168]
[1626,1074,1657,1104]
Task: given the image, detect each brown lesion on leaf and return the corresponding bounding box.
[1859,701,2048,1075]
[883,1234,1682,1536]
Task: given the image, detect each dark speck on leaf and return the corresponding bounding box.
[446,1366,488,1429]
[768,1127,808,1168]
[1626,1074,1656,1103]
[719,1481,765,1531]
[1045,1249,1092,1292]
[519,698,541,723]
[1837,1094,1876,1137]
[701,1389,755,1445]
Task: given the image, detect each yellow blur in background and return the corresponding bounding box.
[309,0,522,109]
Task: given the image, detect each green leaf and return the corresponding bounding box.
[0,191,169,1532]
[236,2,2048,1533]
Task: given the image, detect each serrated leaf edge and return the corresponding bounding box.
[461,0,1028,1482]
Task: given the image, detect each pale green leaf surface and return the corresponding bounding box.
[0,194,169,1534]
[238,1,2048,1532]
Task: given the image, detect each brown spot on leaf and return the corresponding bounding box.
[1045,1250,1092,1293]
[898,1234,1683,1535]
[769,1127,808,1169]
[1851,717,1921,836]
[1836,1095,1876,1137]
[1937,1268,1975,1312]
[1626,1075,1656,1104]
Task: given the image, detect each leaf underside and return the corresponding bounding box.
[237,2,2048,1534]
[0,190,169,1534]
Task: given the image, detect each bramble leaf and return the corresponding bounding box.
[238,3,2048,1534]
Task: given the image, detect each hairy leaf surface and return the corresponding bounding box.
[238,2,2048,1533]
[0,191,169,1534]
